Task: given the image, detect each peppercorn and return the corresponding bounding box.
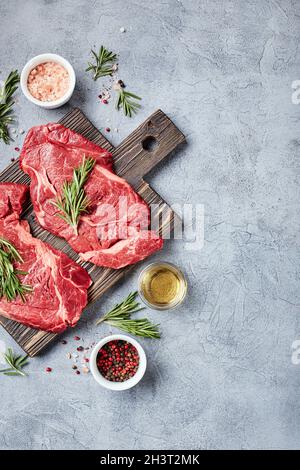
[96,340,139,382]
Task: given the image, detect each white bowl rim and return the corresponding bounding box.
[90,334,147,391]
[20,53,76,109]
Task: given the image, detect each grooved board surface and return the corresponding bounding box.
[0,108,185,356]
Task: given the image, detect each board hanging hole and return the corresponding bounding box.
[142,136,158,153]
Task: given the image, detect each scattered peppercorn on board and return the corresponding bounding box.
[0,108,185,356]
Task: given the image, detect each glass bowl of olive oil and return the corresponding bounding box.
[138,262,187,310]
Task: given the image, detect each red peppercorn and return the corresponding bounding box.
[76,370,80,375]
[105,127,110,132]
[102,99,108,104]
[77,346,84,352]
[14,147,20,152]
[46,367,52,373]
[74,336,80,341]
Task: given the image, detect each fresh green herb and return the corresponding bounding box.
[0,237,32,302]
[86,46,117,81]
[53,156,95,235]
[96,291,160,339]
[116,89,142,117]
[0,347,29,376]
[0,70,20,144]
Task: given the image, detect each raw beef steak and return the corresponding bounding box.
[0,183,91,333]
[20,124,163,269]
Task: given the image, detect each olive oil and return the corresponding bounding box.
[138,263,187,310]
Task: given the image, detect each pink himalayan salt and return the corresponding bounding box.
[27,62,69,102]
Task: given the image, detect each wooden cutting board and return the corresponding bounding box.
[0,108,185,356]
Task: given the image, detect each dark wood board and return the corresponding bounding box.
[0,108,185,356]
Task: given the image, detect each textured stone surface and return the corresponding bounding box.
[0,0,300,450]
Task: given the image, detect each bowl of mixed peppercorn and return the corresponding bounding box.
[90,334,147,390]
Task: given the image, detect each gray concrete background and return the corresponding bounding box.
[0,0,300,450]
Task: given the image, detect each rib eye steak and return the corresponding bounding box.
[0,183,91,333]
[20,124,163,269]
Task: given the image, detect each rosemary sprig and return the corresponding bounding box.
[0,347,29,376]
[103,318,161,339]
[0,237,32,302]
[96,291,160,339]
[86,46,117,81]
[0,70,20,144]
[116,89,142,117]
[53,156,95,235]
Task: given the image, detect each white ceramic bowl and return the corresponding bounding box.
[90,334,147,391]
[20,53,76,109]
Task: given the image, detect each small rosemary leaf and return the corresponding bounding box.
[12,354,22,363]
[0,105,14,117]
[92,49,99,60]
[124,92,142,100]
[5,348,13,360]
[15,355,28,367]
[4,371,22,376]
[73,171,80,188]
